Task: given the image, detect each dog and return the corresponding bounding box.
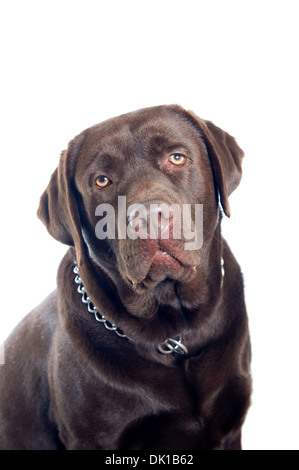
[0,105,251,450]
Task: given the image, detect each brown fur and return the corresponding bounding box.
[0,105,251,450]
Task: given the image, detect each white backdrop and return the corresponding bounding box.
[1,0,298,450]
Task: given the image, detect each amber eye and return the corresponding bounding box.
[169,154,187,166]
[95,175,111,189]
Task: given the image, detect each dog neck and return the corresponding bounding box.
[68,229,225,358]
[61,219,226,357]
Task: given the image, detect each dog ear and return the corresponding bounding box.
[37,133,86,254]
[185,111,244,217]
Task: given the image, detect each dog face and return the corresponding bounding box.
[38,105,244,290]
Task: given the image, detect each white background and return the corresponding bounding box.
[1,0,298,450]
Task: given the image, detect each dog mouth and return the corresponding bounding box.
[120,239,200,288]
[151,247,188,272]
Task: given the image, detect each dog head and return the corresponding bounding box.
[38,105,244,292]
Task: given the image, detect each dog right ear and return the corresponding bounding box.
[37,133,86,248]
[37,153,73,246]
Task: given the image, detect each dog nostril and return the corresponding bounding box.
[128,201,176,237]
[157,211,172,233]
[135,217,147,232]
[128,205,149,234]
[159,210,174,222]
[159,211,167,221]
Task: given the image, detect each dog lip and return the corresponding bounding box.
[153,249,177,262]
[156,245,197,269]
[125,250,180,285]
[123,241,199,287]
[150,248,190,273]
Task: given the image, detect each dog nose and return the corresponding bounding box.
[128,200,176,239]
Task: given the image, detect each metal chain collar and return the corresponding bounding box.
[73,261,188,356]
[73,262,127,339]
[73,259,224,356]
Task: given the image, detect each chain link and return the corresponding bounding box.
[73,262,127,338]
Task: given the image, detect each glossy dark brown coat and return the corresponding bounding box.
[0,105,251,450]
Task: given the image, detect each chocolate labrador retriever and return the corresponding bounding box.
[0,105,251,450]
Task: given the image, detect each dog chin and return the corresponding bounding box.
[124,251,199,290]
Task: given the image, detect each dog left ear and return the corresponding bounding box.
[185,111,244,217]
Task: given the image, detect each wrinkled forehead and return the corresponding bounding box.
[78,107,205,160]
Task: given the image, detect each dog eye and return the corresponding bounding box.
[169,154,187,166]
[95,175,111,189]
